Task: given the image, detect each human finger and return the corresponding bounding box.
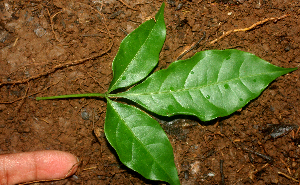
[0,150,78,185]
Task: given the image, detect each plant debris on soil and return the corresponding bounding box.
[1,0,300,184]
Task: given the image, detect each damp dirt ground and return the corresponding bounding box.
[1,0,300,184]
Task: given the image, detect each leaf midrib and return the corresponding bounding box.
[116,70,284,97]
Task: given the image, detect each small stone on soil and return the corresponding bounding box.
[81,111,90,120]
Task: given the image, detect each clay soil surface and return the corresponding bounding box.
[1,0,300,184]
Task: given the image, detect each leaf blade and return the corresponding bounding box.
[108,3,166,93]
[104,99,180,185]
[116,49,297,121]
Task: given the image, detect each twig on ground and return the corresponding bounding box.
[226,134,273,163]
[82,166,97,171]
[176,31,206,60]
[13,37,19,47]
[47,8,63,43]
[0,80,62,104]
[12,82,31,116]
[209,14,289,45]
[249,163,270,180]
[280,158,292,175]
[278,171,299,182]
[220,159,225,185]
[242,146,273,163]
[118,0,138,11]
[0,42,113,87]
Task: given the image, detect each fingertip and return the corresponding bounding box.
[60,151,79,177]
[39,150,79,178]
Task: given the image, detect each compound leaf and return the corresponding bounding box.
[116,49,297,121]
[104,98,180,185]
[108,3,166,93]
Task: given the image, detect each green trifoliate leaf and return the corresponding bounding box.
[108,3,166,93]
[104,98,180,185]
[116,49,297,121]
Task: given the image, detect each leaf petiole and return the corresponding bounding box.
[36,93,106,100]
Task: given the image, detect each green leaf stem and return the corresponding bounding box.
[36,93,105,100]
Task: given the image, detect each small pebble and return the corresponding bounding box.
[176,3,183,10]
[34,26,47,37]
[255,2,262,9]
[0,30,9,43]
[207,172,215,177]
[72,174,79,180]
[167,0,176,6]
[81,111,90,120]
[184,171,189,180]
[284,45,290,52]
[190,161,200,175]
[48,46,66,59]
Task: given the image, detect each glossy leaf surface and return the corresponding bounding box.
[104,99,180,185]
[108,3,166,93]
[117,49,297,121]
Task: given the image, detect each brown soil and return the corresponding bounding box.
[1,0,300,184]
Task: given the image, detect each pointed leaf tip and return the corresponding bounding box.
[155,2,165,21]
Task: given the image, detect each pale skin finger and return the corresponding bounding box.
[0,150,78,185]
